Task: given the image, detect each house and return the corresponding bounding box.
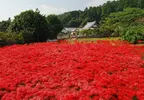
[61,21,97,33]
[82,21,97,30]
[62,27,77,33]
[59,27,78,39]
[59,21,97,38]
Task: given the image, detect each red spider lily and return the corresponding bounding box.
[0,40,144,99]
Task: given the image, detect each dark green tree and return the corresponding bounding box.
[100,8,144,43]
[58,0,144,28]
[58,10,82,27]
[9,9,51,42]
[46,15,64,39]
[0,18,11,32]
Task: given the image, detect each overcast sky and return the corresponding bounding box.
[0,0,113,21]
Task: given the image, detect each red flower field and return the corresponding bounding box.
[0,40,144,100]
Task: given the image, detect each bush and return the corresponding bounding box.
[0,32,24,46]
[21,28,35,43]
[121,26,144,44]
[46,15,64,39]
[8,9,51,42]
[99,8,144,43]
[0,32,7,41]
[79,29,101,37]
[5,33,24,44]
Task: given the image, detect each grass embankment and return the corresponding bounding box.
[77,37,120,42]
[67,37,120,43]
[68,37,144,46]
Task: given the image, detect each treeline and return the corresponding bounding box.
[0,9,63,45]
[100,8,144,43]
[58,0,144,27]
[76,8,144,44]
[0,0,144,45]
[58,0,144,43]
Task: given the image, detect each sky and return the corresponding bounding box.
[0,0,113,21]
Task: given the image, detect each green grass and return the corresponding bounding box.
[67,37,144,46]
[77,37,120,42]
[67,37,120,44]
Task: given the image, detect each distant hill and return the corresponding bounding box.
[58,0,144,27]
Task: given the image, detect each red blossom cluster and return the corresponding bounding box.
[0,40,144,100]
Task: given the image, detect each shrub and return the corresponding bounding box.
[0,32,7,41]
[79,29,101,37]
[5,33,24,44]
[100,8,144,43]
[21,28,35,43]
[8,9,51,42]
[121,26,144,44]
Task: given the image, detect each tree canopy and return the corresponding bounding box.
[0,9,63,44]
[0,18,11,32]
[8,9,51,42]
[58,0,144,27]
[46,15,63,39]
[100,8,144,43]
[0,0,144,45]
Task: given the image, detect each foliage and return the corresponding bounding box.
[58,10,82,27]
[9,33,24,44]
[0,32,24,45]
[58,0,144,27]
[100,8,144,43]
[46,15,64,39]
[0,18,11,32]
[0,32,7,42]
[79,29,100,36]
[0,0,144,44]
[8,9,51,42]
[0,10,64,45]
[21,28,35,43]
[121,26,144,44]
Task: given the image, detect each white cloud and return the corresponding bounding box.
[87,0,113,7]
[39,5,68,15]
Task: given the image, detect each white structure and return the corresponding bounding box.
[61,21,97,33]
[60,21,97,38]
[82,21,97,30]
[62,27,77,33]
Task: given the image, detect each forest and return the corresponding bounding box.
[58,0,144,43]
[0,10,63,45]
[58,0,144,27]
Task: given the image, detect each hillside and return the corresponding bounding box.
[58,0,144,27]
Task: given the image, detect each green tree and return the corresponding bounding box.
[46,15,64,39]
[58,0,144,28]
[0,18,11,32]
[100,8,144,43]
[8,9,51,42]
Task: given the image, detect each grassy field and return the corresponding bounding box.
[67,37,144,46]
[77,37,120,41]
[67,37,120,43]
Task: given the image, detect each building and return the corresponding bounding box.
[62,27,77,33]
[82,21,97,30]
[59,21,97,38]
[61,21,97,33]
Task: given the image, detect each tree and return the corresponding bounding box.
[46,15,63,39]
[8,9,51,42]
[100,8,144,43]
[58,0,143,28]
[0,18,11,32]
